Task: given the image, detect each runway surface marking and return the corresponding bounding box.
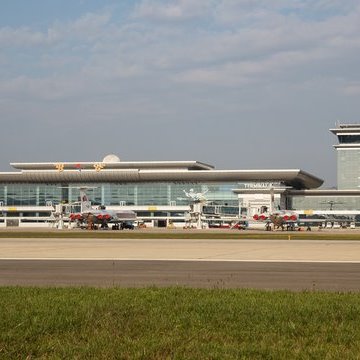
[2,257,360,263]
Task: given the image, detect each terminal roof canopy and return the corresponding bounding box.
[1,159,323,189]
[10,160,215,171]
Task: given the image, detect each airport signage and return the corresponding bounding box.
[240,182,281,189]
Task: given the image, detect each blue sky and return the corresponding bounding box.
[1,0,360,187]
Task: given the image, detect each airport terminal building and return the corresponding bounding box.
[1,124,360,227]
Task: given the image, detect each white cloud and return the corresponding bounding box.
[0,75,80,100]
[0,2,359,115]
[342,83,360,95]
[162,2,360,86]
[0,11,112,47]
[0,27,50,46]
[57,11,112,40]
[173,48,328,86]
[133,0,212,21]
[214,0,360,25]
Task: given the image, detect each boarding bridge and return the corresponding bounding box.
[238,192,286,217]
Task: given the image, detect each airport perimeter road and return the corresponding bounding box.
[1,238,360,290]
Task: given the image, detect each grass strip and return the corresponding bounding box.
[1,287,360,359]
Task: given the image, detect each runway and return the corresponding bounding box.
[1,259,360,291]
[1,237,360,290]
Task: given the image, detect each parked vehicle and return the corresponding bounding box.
[121,221,135,230]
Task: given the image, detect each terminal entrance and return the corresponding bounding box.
[154,220,167,228]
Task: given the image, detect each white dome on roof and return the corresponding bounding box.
[102,154,121,163]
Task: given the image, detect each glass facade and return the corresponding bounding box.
[290,196,360,211]
[337,149,360,190]
[0,182,239,207]
[2,185,62,206]
[338,135,360,144]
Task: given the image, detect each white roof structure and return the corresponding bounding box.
[10,160,214,171]
[1,156,324,189]
[330,124,360,149]
[329,124,360,134]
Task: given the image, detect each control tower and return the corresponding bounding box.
[330,124,360,189]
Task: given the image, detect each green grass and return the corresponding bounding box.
[1,287,360,359]
[1,229,360,240]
